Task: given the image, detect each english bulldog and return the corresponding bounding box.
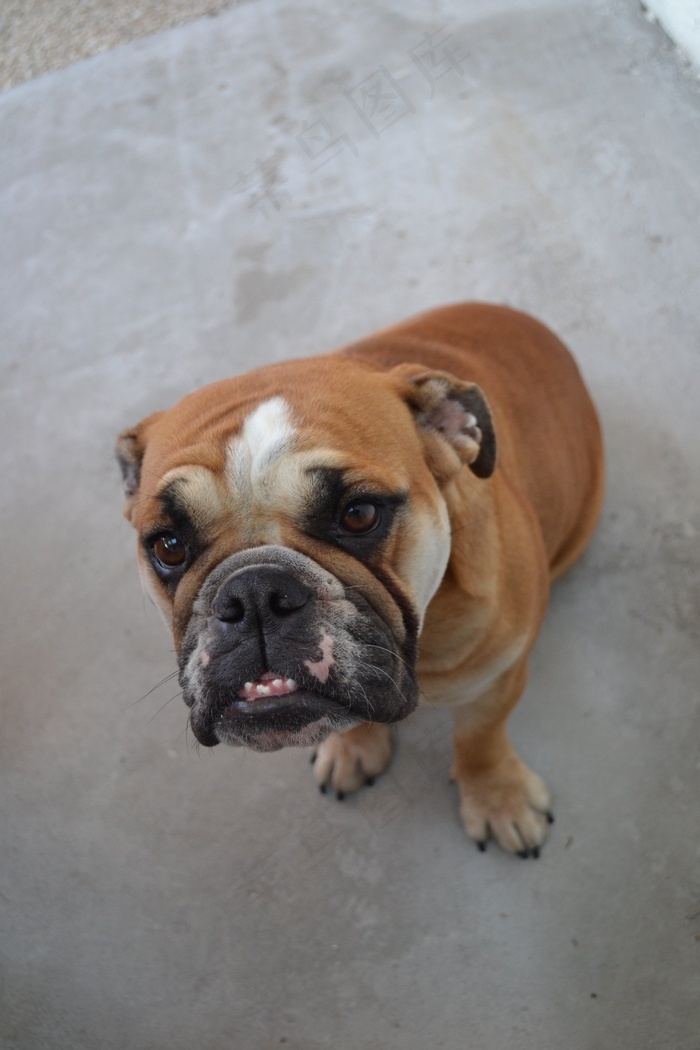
[117,303,604,857]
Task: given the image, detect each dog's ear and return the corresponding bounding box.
[115,412,164,517]
[395,366,497,482]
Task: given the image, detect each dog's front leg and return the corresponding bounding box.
[451,659,552,857]
[311,723,394,799]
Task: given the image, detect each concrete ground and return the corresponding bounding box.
[1,1,699,1047]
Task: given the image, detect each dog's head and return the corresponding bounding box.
[116,354,495,752]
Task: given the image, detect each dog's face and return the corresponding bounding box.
[117,354,495,752]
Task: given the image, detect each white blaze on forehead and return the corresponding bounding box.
[224,398,345,539]
[226,396,297,506]
[247,396,296,458]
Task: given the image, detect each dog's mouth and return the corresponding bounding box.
[189,671,356,752]
[237,671,302,702]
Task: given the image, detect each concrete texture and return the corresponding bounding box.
[1,1,699,1047]
[0,0,243,90]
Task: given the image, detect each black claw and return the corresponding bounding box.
[518,850,530,860]
[319,783,327,795]
[477,840,487,853]
[365,776,375,787]
[532,847,540,860]
[546,812,555,824]
[336,790,345,801]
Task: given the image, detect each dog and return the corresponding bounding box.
[117,303,604,857]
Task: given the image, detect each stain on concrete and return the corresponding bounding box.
[236,242,271,264]
[235,263,315,324]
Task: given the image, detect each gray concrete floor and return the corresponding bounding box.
[1,1,699,1047]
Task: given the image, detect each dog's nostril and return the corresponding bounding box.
[214,596,245,624]
[269,588,308,616]
[213,567,313,626]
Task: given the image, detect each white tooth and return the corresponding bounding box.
[272,679,284,688]
[285,679,297,690]
[244,682,253,691]
[257,684,271,696]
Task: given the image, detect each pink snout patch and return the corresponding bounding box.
[304,632,335,685]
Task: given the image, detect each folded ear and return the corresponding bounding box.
[115,412,164,516]
[396,366,497,482]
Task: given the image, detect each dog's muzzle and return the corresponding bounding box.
[177,546,418,752]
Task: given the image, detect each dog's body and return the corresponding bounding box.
[118,303,604,856]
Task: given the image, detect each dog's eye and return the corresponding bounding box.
[339,502,380,535]
[151,532,188,571]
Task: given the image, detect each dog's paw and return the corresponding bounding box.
[311,723,393,798]
[454,756,553,858]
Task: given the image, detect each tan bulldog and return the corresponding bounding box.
[117,303,604,857]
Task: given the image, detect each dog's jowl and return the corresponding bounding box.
[117,303,604,856]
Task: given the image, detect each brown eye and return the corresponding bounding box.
[339,502,379,535]
[152,533,188,570]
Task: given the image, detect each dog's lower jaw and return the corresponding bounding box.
[213,714,360,753]
[186,680,365,751]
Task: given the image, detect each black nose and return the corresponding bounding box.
[212,565,313,626]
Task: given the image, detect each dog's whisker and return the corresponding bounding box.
[449,510,494,535]
[363,641,413,674]
[360,643,440,709]
[126,669,180,709]
[136,465,169,485]
[364,662,409,707]
[128,492,160,510]
[348,677,375,717]
[145,690,183,726]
